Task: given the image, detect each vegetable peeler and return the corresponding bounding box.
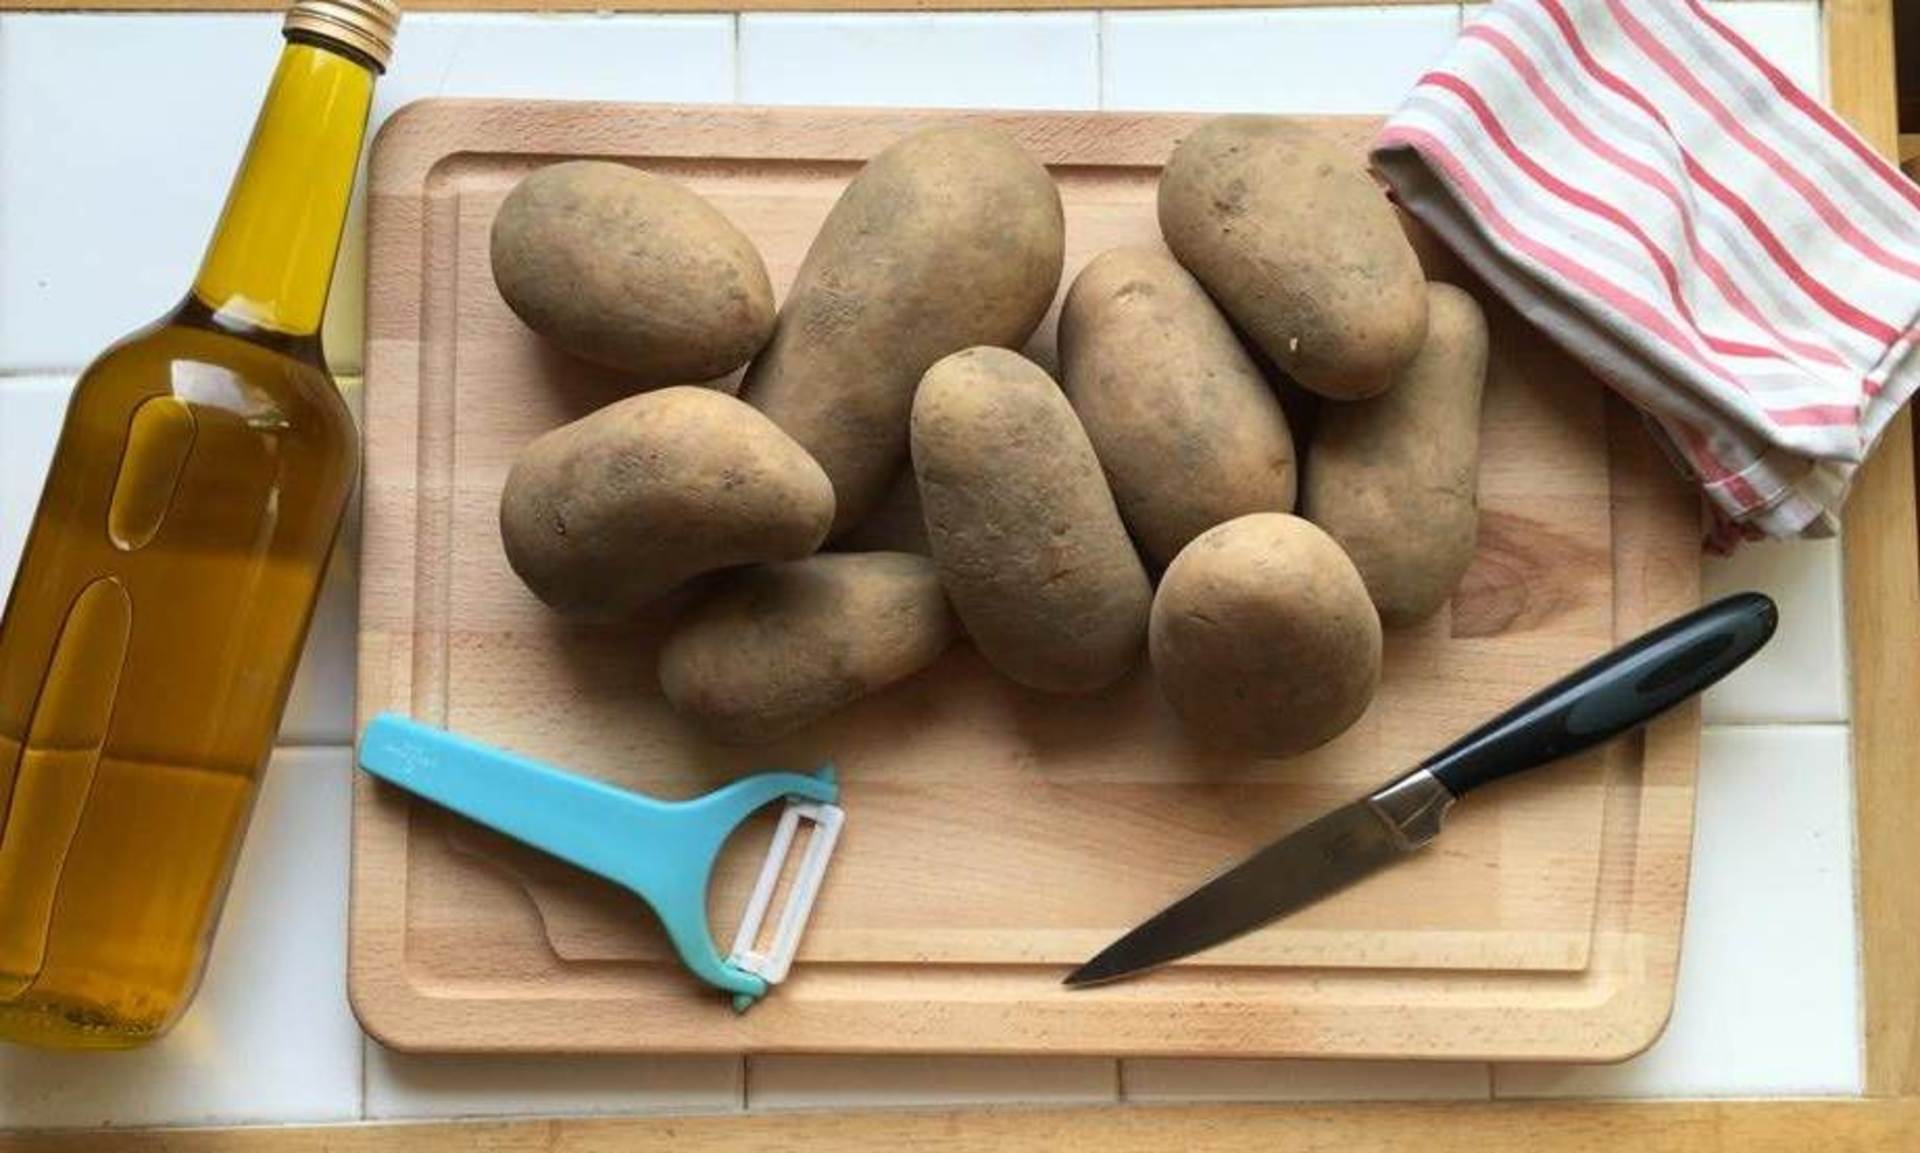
[357,713,844,1011]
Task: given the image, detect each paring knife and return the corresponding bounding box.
[1065,591,1778,989]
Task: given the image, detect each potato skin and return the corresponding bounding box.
[1151,513,1381,756]
[911,348,1151,694]
[836,469,931,556]
[500,386,833,618]
[745,124,1065,537]
[491,161,775,384]
[1304,284,1488,627]
[658,552,956,745]
[1058,245,1296,568]
[1158,116,1426,400]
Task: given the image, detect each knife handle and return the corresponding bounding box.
[1420,592,1777,798]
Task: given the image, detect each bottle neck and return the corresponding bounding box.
[191,40,374,338]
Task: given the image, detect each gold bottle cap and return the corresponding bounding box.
[284,0,400,73]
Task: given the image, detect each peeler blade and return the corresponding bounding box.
[726,799,845,989]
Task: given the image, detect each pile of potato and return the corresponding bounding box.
[490,115,1487,757]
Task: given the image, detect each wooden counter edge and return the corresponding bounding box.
[1830,0,1920,1104]
[3,1098,1917,1151]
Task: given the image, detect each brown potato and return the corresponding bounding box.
[1058,245,1297,568]
[835,469,931,556]
[1158,116,1426,400]
[1151,513,1381,756]
[658,552,956,745]
[491,161,775,385]
[500,386,833,618]
[1304,284,1488,627]
[911,348,1151,694]
[745,123,1065,537]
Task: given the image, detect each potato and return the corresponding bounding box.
[1058,245,1296,568]
[1158,116,1426,400]
[500,386,833,618]
[835,469,931,556]
[491,161,775,384]
[1303,284,1488,626]
[745,124,1065,537]
[911,348,1151,694]
[1151,513,1381,756]
[658,552,956,745]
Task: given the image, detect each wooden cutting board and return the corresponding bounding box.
[351,100,1701,1058]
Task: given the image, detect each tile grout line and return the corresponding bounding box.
[1697,720,1852,731]
[730,13,744,106]
[275,737,361,750]
[1094,11,1108,111]
[1823,536,1864,1089]
[1815,0,1830,100]
[1845,705,1869,1093]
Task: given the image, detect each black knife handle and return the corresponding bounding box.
[1421,592,1777,798]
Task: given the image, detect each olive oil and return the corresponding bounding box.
[0,1,397,1048]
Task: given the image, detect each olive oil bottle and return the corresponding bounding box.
[0,0,397,1048]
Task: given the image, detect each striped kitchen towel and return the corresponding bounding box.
[1371,0,1920,539]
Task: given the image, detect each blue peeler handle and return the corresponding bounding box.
[358,713,838,1006]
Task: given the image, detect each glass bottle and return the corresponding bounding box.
[0,0,398,1048]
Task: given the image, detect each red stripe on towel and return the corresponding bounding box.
[1459,21,1847,369]
[1605,0,1920,281]
[1426,69,1820,373]
[1534,0,1900,344]
[1682,0,1920,217]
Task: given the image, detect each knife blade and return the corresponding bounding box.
[1065,591,1779,989]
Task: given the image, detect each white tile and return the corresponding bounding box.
[0,747,361,1128]
[0,14,735,376]
[0,15,280,372]
[384,13,735,107]
[740,14,1100,111]
[328,13,738,375]
[366,1047,741,1119]
[1123,1058,1490,1102]
[1705,1,1823,97]
[1102,7,1461,114]
[747,1055,1118,1110]
[0,375,73,605]
[1496,726,1860,1098]
[1700,539,1847,724]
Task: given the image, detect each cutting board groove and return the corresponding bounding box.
[351,100,1700,1058]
